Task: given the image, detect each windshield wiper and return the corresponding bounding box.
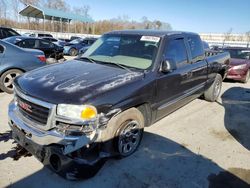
[102,61,133,72]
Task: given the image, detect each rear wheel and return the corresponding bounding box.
[0,69,23,94]
[69,48,78,56]
[243,70,250,84]
[204,74,222,102]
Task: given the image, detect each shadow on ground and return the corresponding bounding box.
[219,87,250,151]
[8,132,250,188]
[0,131,32,160]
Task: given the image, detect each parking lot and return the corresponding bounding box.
[0,80,249,187]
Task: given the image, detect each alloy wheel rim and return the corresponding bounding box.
[3,72,20,90]
[214,80,221,98]
[118,120,141,155]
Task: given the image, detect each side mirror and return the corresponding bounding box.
[160,58,176,73]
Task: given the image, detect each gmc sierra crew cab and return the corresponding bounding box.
[8,30,230,180]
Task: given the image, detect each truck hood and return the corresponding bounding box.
[15,60,143,104]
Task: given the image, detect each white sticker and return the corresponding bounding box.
[140,36,160,43]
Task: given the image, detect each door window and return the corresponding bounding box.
[187,36,204,62]
[164,38,188,66]
[18,39,36,48]
[39,40,52,48]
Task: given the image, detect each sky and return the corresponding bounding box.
[66,0,250,33]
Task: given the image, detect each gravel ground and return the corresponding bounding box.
[0,79,250,188]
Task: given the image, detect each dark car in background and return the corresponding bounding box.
[64,37,97,56]
[223,47,250,83]
[70,36,81,41]
[37,33,53,38]
[0,40,46,93]
[4,36,64,60]
[77,38,98,56]
[42,37,67,47]
[0,27,20,39]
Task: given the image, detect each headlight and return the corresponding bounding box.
[57,104,97,121]
[232,64,247,70]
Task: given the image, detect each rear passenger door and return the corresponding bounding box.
[155,37,195,119]
[186,35,208,90]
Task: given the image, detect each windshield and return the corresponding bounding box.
[224,49,250,60]
[82,34,160,70]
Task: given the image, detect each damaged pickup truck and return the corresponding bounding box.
[8,30,230,179]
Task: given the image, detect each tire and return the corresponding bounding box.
[204,74,222,102]
[243,70,250,84]
[103,108,144,158]
[0,69,23,94]
[69,48,78,56]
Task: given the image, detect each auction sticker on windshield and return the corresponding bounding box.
[140,36,160,43]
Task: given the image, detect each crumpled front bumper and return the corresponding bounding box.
[8,101,109,179]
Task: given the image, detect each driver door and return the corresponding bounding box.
[155,36,194,120]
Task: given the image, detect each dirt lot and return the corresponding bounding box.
[0,80,250,188]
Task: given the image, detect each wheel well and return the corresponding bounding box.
[218,69,226,80]
[135,103,152,127]
[0,68,25,78]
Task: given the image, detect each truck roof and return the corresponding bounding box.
[106,29,197,37]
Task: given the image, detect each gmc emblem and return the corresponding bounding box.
[18,100,32,113]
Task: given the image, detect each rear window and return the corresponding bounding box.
[187,35,204,62]
[39,40,53,48]
[1,28,19,38]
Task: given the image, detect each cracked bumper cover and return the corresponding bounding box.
[9,101,96,149]
[8,101,109,171]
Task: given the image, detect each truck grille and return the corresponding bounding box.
[16,95,50,125]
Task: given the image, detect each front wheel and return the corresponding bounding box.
[0,69,23,94]
[69,48,78,56]
[103,108,144,158]
[204,74,222,102]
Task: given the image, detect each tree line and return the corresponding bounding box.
[0,0,172,35]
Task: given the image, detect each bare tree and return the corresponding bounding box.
[19,0,40,6]
[73,5,90,17]
[0,0,7,20]
[154,20,162,30]
[45,0,69,11]
[246,31,250,48]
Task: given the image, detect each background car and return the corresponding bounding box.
[42,37,67,47]
[70,36,81,41]
[63,37,97,56]
[223,47,250,83]
[4,36,64,60]
[0,40,46,93]
[0,27,20,39]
